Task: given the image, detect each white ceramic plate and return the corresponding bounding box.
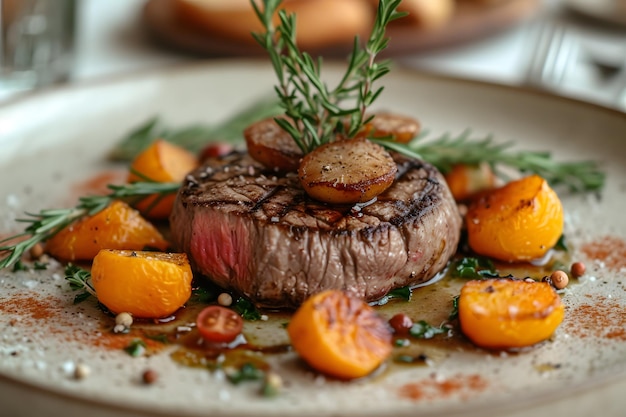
[565,0,626,26]
[1,61,626,417]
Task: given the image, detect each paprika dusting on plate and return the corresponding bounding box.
[398,373,489,402]
[581,235,626,271]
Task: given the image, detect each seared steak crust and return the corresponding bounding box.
[170,151,462,309]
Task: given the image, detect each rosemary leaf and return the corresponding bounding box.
[373,129,605,193]
[252,0,404,154]
[0,181,180,269]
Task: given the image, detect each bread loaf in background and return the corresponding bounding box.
[173,0,488,50]
[174,0,373,50]
[394,0,456,29]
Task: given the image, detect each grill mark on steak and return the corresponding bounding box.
[171,150,462,309]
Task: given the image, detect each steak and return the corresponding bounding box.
[170,151,462,309]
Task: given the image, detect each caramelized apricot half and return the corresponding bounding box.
[458,278,565,349]
[92,249,193,318]
[128,139,198,219]
[360,112,421,143]
[46,200,168,261]
[444,162,496,202]
[465,175,563,262]
[287,290,392,380]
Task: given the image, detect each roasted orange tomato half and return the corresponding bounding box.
[458,278,565,350]
[465,174,563,262]
[46,200,168,262]
[92,249,193,319]
[287,290,393,380]
[128,139,198,219]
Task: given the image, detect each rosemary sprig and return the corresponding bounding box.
[250,0,406,154]
[0,181,179,269]
[373,129,605,192]
[108,98,282,162]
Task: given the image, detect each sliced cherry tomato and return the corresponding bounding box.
[196,305,243,344]
[199,142,234,161]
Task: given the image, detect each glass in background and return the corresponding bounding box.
[0,0,76,100]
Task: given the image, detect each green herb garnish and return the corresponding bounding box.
[0,181,179,269]
[226,363,265,384]
[251,0,405,154]
[124,339,147,357]
[449,295,460,322]
[12,260,27,272]
[375,130,605,193]
[233,296,262,321]
[64,264,96,304]
[408,320,448,339]
[452,257,499,279]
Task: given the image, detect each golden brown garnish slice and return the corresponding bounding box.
[298,137,397,204]
[361,112,421,143]
[244,117,303,172]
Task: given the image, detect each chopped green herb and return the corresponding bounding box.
[227,363,265,384]
[394,338,410,347]
[452,257,498,279]
[233,297,262,321]
[33,261,48,270]
[72,291,92,305]
[449,295,460,322]
[409,320,447,339]
[124,339,147,357]
[190,284,218,304]
[12,260,27,272]
[387,286,412,301]
[555,235,568,251]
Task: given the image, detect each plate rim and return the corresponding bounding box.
[1,59,625,417]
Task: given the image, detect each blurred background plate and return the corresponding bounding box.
[142,0,541,57]
[564,0,626,27]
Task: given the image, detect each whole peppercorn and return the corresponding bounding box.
[550,270,569,290]
[570,261,586,278]
[142,369,158,385]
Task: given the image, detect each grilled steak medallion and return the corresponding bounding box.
[170,151,462,309]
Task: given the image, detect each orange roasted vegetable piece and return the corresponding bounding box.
[465,174,563,262]
[46,200,168,261]
[92,249,192,318]
[128,139,198,219]
[458,278,565,349]
[444,162,496,202]
[287,290,392,380]
[360,112,421,144]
